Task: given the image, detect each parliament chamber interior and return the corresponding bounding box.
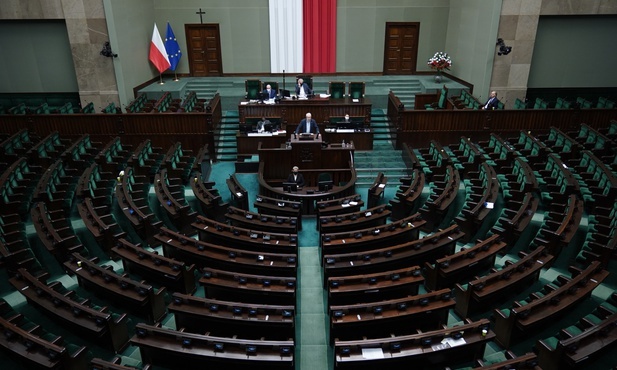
[2,1,617,370]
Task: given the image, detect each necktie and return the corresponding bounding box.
[305,120,310,133]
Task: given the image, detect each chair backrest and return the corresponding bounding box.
[245,79,262,99]
[514,98,526,109]
[348,82,365,99]
[329,82,346,99]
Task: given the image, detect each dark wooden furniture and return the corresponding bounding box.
[156,227,297,277]
[318,205,390,234]
[454,246,554,318]
[226,173,249,210]
[238,96,372,126]
[334,318,494,369]
[64,253,167,323]
[200,267,296,306]
[169,292,295,340]
[10,268,129,352]
[131,323,294,370]
[330,288,454,342]
[424,234,507,291]
[111,238,196,294]
[225,206,299,233]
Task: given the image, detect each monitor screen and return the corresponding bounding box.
[337,121,357,130]
[279,89,291,98]
[239,123,253,134]
[264,122,275,132]
[318,180,334,192]
[257,91,268,101]
[282,182,298,192]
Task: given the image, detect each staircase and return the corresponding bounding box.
[215,111,240,161]
[374,77,422,109]
[354,148,409,187]
[185,79,231,100]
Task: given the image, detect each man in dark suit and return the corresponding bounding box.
[287,166,305,187]
[263,84,277,99]
[482,91,500,110]
[295,78,312,97]
[295,113,320,135]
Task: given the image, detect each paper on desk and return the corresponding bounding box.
[320,94,331,98]
[349,201,358,206]
[240,101,248,105]
[352,99,360,103]
[361,348,384,359]
[341,203,350,207]
[442,337,466,347]
[378,184,386,188]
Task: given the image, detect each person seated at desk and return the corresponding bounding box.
[256,117,270,133]
[295,113,320,136]
[295,78,312,98]
[263,84,277,99]
[342,114,352,123]
[287,166,305,188]
[482,91,500,110]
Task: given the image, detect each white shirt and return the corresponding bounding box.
[305,120,311,133]
[299,84,307,98]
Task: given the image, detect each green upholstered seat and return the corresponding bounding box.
[329,81,346,98]
[245,79,262,99]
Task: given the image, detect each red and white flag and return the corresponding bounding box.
[149,23,171,73]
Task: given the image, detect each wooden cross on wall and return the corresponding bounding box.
[196,8,206,24]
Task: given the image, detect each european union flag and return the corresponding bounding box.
[164,22,182,71]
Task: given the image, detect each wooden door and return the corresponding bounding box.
[185,24,223,76]
[383,22,419,74]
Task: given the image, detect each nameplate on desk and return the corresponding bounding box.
[247,133,273,137]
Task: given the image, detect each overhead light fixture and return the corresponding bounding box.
[496,38,512,56]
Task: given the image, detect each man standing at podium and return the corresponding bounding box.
[295,113,320,135]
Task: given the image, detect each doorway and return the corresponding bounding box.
[185,24,223,76]
[383,22,420,74]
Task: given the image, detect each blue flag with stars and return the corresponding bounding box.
[164,22,182,71]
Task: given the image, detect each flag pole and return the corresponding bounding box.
[174,72,179,81]
[159,73,164,85]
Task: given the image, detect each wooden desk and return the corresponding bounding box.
[239,97,372,126]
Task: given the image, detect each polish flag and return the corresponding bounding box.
[149,23,171,73]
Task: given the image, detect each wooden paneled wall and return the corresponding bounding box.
[387,92,617,148]
[1,94,222,158]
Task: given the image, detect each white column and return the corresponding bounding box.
[269,0,303,74]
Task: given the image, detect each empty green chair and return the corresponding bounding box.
[329,81,346,99]
[348,82,365,99]
[245,79,262,99]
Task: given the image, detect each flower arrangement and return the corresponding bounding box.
[427,52,452,71]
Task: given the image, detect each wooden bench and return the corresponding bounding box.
[200,267,296,306]
[169,292,295,340]
[64,252,167,323]
[327,266,424,305]
[424,234,507,291]
[77,198,127,256]
[254,194,303,228]
[318,205,390,234]
[190,174,229,222]
[226,173,249,210]
[131,323,294,369]
[0,298,89,370]
[454,246,554,318]
[324,224,463,280]
[10,268,129,352]
[389,168,425,220]
[321,213,423,256]
[155,227,297,277]
[334,318,494,369]
[193,215,298,253]
[330,288,454,342]
[225,205,299,234]
[111,238,196,294]
[493,261,609,348]
[154,168,197,232]
[367,172,387,208]
[315,194,364,217]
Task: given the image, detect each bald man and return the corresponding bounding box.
[482,91,500,110]
[295,113,319,135]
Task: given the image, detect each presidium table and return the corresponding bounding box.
[257,134,358,215]
[237,96,374,154]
